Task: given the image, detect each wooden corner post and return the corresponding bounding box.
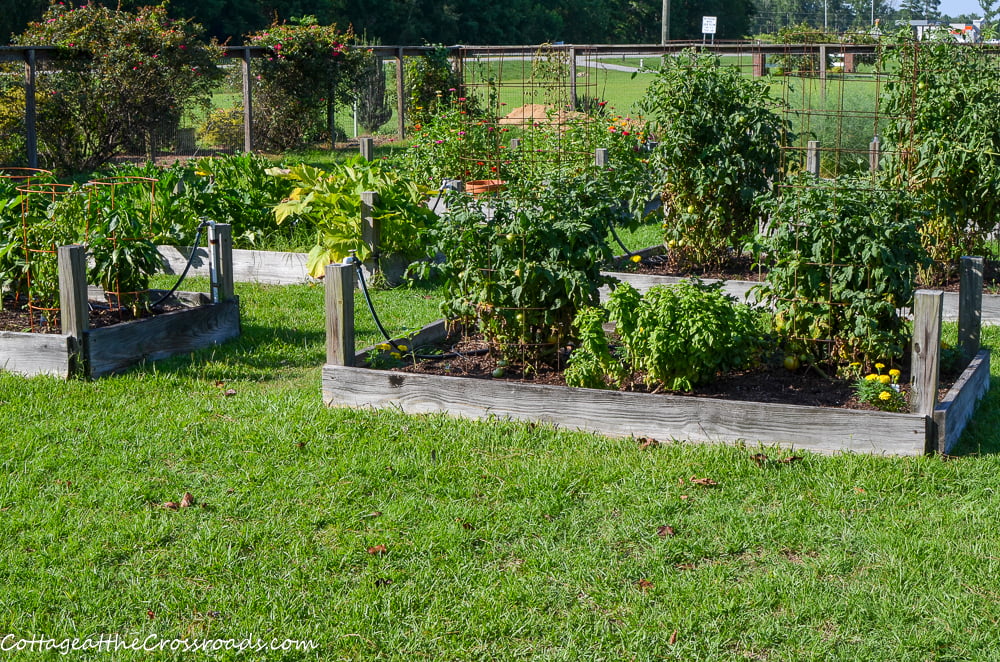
[361,191,381,270]
[325,262,355,367]
[959,256,983,362]
[911,290,943,451]
[208,223,235,303]
[806,140,821,176]
[58,244,89,339]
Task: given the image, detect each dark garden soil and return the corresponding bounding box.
[394,329,955,413]
[0,295,182,334]
[622,250,1000,293]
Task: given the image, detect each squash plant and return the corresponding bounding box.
[270,157,436,278]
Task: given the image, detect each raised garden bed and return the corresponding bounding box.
[1,226,240,379]
[321,263,991,456]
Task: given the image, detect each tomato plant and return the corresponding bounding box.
[638,50,788,267]
[752,173,929,364]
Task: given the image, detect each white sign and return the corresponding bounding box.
[702,16,718,34]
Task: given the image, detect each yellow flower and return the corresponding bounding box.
[390,352,401,359]
[376,342,391,350]
[878,375,891,384]
[879,391,892,401]
[889,369,901,377]
[397,345,408,351]
[875,362,885,370]
[865,374,878,381]
[850,362,862,367]
[630,255,642,263]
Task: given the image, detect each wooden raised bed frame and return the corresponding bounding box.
[322,262,991,456]
[0,224,240,379]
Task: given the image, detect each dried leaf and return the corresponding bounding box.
[669,630,678,645]
[367,544,388,555]
[638,437,660,450]
[635,579,654,591]
[374,578,393,587]
[361,511,383,519]
[214,380,225,388]
[657,525,676,538]
[750,453,769,466]
[223,388,237,397]
[147,610,155,620]
[180,492,195,508]
[780,456,803,464]
[679,494,689,501]
[689,476,718,487]
[675,563,697,571]
[163,502,180,510]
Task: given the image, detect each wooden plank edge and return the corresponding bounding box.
[933,349,991,455]
[86,299,241,378]
[354,319,450,366]
[322,364,928,456]
[0,331,74,378]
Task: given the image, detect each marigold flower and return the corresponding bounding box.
[865,374,878,381]
[879,391,892,401]
[631,255,642,263]
[889,368,901,377]
[878,375,891,384]
[875,362,885,370]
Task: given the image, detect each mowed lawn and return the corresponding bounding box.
[1,277,1000,660]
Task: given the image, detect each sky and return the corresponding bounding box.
[933,0,987,17]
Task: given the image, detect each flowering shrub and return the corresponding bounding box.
[15,2,222,173]
[400,95,512,184]
[248,17,364,150]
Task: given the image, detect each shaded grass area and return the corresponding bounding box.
[0,280,999,660]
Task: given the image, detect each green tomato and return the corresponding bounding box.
[783,355,801,371]
[492,367,506,378]
[686,205,696,214]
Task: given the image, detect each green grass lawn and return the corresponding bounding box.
[2,278,1000,660]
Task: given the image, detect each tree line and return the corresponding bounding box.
[0,0,990,47]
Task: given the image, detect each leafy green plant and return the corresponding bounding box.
[600,280,761,391]
[880,32,1000,284]
[564,306,627,389]
[198,107,244,148]
[415,175,618,364]
[404,45,468,129]
[20,186,87,317]
[271,158,436,277]
[752,174,930,364]
[637,50,787,267]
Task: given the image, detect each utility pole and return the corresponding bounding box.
[662,0,670,44]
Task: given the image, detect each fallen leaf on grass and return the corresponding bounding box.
[374,578,393,587]
[657,525,676,537]
[360,511,383,519]
[367,544,388,555]
[162,502,180,510]
[147,610,155,620]
[780,456,803,464]
[223,389,237,397]
[669,630,678,645]
[750,453,769,466]
[635,579,654,591]
[638,437,660,450]
[675,563,697,571]
[180,492,195,508]
[679,494,689,501]
[689,476,718,487]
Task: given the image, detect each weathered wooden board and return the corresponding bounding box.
[158,246,411,287]
[323,365,929,455]
[158,246,312,285]
[86,299,241,377]
[601,272,763,305]
[934,350,991,455]
[0,331,74,378]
